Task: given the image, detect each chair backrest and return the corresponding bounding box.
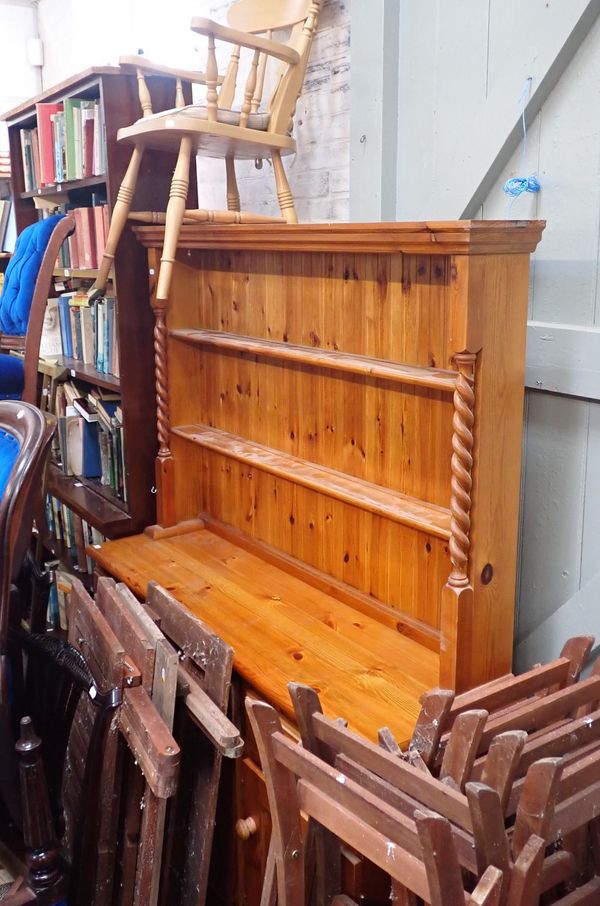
[0,215,74,404]
[219,0,320,135]
[0,402,53,702]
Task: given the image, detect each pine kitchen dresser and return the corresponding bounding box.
[90,220,544,749]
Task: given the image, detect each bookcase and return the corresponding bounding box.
[1,67,196,542]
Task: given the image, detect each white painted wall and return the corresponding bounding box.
[0,0,40,249]
[36,0,350,222]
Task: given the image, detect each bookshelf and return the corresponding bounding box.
[1,67,197,540]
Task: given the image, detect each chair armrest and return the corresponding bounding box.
[191,17,300,65]
[119,55,224,86]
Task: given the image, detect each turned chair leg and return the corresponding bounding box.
[156,136,193,303]
[92,145,144,299]
[225,156,241,212]
[272,150,298,224]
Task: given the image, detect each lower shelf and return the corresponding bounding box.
[172,423,452,540]
[46,463,131,538]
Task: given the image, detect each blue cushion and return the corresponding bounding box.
[0,214,64,335]
[0,427,20,498]
[0,354,24,400]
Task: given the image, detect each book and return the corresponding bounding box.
[63,96,82,182]
[74,206,96,269]
[79,418,102,478]
[73,397,98,422]
[81,101,96,178]
[31,128,41,189]
[73,105,83,180]
[58,294,73,358]
[80,305,94,365]
[69,305,83,360]
[40,298,63,359]
[93,203,107,267]
[0,199,11,250]
[36,101,63,185]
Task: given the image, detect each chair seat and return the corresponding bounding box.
[0,354,24,401]
[118,109,296,160]
[139,103,270,131]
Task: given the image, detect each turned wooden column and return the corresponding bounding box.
[440,352,477,691]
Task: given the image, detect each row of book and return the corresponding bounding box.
[20,96,106,191]
[48,292,120,378]
[46,496,104,575]
[54,380,127,503]
[45,498,107,628]
[56,202,109,271]
[0,151,10,178]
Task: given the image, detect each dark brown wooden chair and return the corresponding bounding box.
[0,402,53,825]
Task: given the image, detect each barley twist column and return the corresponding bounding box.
[448,352,476,587]
[153,305,170,460]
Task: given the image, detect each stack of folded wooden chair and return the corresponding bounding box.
[249,635,600,906]
[1,577,242,906]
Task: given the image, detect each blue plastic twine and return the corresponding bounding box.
[503,175,541,198]
[502,76,541,202]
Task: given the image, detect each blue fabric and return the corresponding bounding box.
[0,214,64,335]
[0,427,20,498]
[0,354,24,400]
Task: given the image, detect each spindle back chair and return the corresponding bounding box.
[92,0,321,309]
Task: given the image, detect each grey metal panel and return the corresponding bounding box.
[581,404,600,587]
[515,567,600,673]
[517,392,588,642]
[526,323,600,401]
[349,0,399,221]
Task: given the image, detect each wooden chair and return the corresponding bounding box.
[396,635,595,774]
[2,578,177,906]
[246,696,525,906]
[0,215,74,404]
[91,0,321,308]
[283,683,600,904]
[92,577,242,906]
[0,402,53,827]
[142,581,243,906]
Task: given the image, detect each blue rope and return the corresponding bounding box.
[503,175,541,198]
[502,76,541,202]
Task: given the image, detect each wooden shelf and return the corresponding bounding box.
[46,463,130,538]
[54,355,120,391]
[20,174,106,200]
[171,329,458,392]
[172,424,452,539]
[91,526,440,745]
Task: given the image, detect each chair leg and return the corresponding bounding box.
[91,145,144,300]
[225,156,241,212]
[272,150,298,224]
[156,136,193,303]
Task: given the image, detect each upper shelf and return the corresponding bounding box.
[171,329,458,392]
[135,219,546,256]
